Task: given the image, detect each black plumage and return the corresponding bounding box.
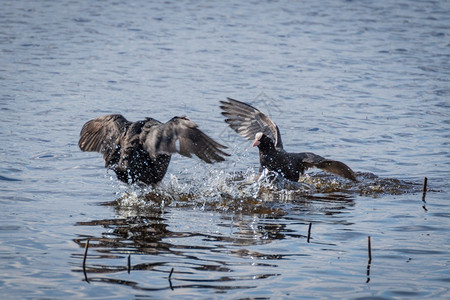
[79,114,229,185]
[220,98,357,182]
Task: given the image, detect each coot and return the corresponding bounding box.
[79,114,229,185]
[220,98,357,182]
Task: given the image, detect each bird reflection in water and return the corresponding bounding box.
[72,170,418,291]
[72,199,291,291]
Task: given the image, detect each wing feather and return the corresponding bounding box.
[141,116,229,163]
[78,114,130,160]
[220,98,283,149]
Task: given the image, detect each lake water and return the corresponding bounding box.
[1,0,449,299]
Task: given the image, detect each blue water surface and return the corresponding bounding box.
[1,0,449,299]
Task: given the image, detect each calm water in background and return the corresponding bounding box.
[1,0,449,299]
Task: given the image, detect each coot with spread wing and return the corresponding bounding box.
[220,98,357,182]
[79,114,229,185]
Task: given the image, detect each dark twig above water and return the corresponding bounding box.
[127,254,131,274]
[366,236,372,284]
[422,177,428,211]
[422,177,428,202]
[168,267,174,290]
[82,239,90,283]
[307,223,312,243]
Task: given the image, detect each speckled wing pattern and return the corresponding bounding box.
[141,116,229,163]
[78,114,131,162]
[220,97,283,149]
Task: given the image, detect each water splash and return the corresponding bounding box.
[113,166,420,215]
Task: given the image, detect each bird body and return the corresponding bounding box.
[220,98,357,182]
[79,114,228,185]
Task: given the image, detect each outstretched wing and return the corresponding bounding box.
[220,97,283,149]
[78,114,130,160]
[141,116,229,163]
[301,152,357,181]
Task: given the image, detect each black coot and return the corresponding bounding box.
[220,98,357,182]
[79,114,229,185]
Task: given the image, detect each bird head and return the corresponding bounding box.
[252,132,263,147]
[252,132,275,151]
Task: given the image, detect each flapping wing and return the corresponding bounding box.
[141,116,229,163]
[220,97,283,149]
[301,152,357,181]
[78,114,130,159]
